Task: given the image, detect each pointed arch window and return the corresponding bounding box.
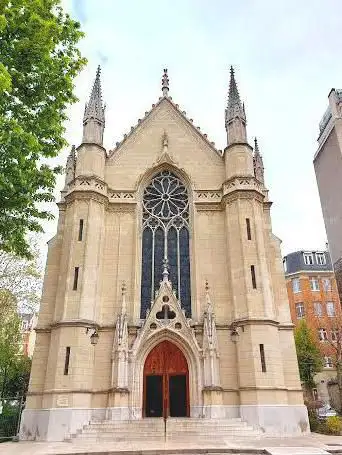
[140,171,191,318]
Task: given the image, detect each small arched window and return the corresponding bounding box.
[140,170,191,318]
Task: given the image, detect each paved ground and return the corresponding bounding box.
[0,434,341,455]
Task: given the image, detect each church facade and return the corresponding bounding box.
[20,68,308,441]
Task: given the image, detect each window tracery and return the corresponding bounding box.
[140,171,191,318]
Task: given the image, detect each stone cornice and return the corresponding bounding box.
[37,319,99,332]
[76,142,107,154]
[239,386,302,392]
[62,175,137,211]
[223,142,254,152]
[278,323,295,331]
[223,175,265,197]
[37,319,289,333]
[222,190,265,205]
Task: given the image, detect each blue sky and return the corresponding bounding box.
[47,0,342,256]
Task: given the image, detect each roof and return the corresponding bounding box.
[283,250,333,275]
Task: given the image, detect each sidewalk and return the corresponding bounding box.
[0,433,340,455]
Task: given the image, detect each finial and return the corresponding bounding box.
[121,281,127,314]
[205,279,209,293]
[254,137,259,153]
[205,280,213,312]
[162,257,169,282]
[162,68,169,97]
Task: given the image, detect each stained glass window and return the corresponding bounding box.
[140,171,191,318]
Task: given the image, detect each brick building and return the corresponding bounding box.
[283,250,342,403]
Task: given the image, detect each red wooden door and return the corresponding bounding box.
[143,341,189,418]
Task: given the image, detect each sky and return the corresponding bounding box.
[43,0,342,259]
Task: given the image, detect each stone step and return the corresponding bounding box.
[72,417,261,442]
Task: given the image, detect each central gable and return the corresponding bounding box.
[105,98,225,190]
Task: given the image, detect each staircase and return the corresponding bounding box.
[69,417,261,443]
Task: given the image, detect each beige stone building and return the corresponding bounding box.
[20,67,308,441]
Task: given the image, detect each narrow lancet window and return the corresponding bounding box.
[140,171,191,318]
[259,344,266,372]
[64,347,70,375]
[251,265,257,289]
[78,219,84,241]
[73,267,79,290]
[246,218,251,240]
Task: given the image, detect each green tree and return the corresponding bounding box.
[0,290,23,397]
[0,240,42,313]
[0,0,86,258]
[294,320,323,389]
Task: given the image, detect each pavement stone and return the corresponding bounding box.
[0,434,341,455]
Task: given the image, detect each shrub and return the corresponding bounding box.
[325,416,342,435]
[308,408,320,432]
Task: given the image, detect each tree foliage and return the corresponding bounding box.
[0,290,26,397]
[294,320,323,388]
[325,315,342,409]
[0,0,86,258]
[0,240,42,313]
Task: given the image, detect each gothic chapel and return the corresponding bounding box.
[20,67,308,441]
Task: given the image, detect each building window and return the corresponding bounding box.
[323,356,333,368]
[316,253,326,265]
[310,277,320,292]
[331,329,339,342]
[246,218,252,240]
[259,344,266,372]
[326,301,335,317]
[78,219,84,241]
[283,258,287,273]
[318,328,328,342]
[140,171,191,318]
[251,265,257,289]
[295,302,305,319]
[314,302,323,317]
[322,278,332,291]
[73,267,79,290]
[292,278,301,293]
[64,347,71,375]
[303,252,314,265]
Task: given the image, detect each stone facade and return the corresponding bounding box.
[20,67,308,441]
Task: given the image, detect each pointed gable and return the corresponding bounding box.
[105,96,225,190]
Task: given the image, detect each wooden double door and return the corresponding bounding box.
[143,341,189,418]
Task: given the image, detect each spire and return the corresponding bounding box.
[225,66,247,145]
[82,66,105,145]
[64,145,76,189]
[162,68,169,97]
[253,137,265,184]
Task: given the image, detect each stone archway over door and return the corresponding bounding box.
[143,340,189,418]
